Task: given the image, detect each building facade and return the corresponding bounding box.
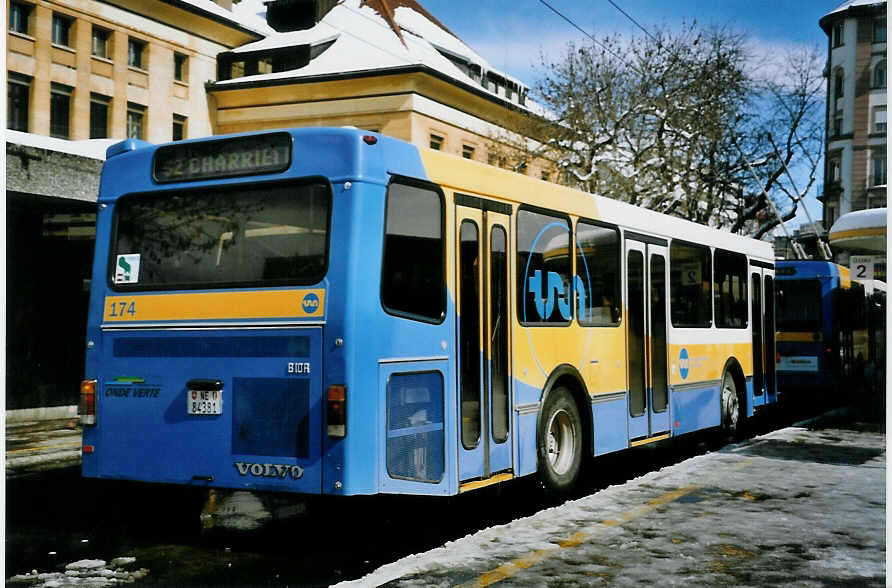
[7,0,262,142]
[819,0,887,227]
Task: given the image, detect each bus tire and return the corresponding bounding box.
[536,387,582,495]
[720,370,742,438]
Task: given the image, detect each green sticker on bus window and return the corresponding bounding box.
[115,254,140,284]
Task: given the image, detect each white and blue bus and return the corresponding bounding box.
[80,127,777,499]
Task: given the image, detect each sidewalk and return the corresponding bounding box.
[6,417,82,478]
[337,410,885,587]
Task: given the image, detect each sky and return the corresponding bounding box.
[418,0,847,230]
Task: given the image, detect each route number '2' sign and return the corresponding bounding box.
[851,256,875,280]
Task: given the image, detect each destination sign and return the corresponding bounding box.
[153,132,292,183]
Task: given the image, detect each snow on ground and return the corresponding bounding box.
[335,422,885,587]
[7,558,148,587]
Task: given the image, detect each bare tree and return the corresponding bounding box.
[730,46,825,239]
[501,23,824,237]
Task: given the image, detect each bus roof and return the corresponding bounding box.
[97,127,426,203]
[420,148,773,261]
[776,260,848,278]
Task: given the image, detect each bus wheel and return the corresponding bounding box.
[537,387,582,495]
[720,371,741,437]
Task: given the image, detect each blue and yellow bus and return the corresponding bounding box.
[80,128,776,498]
[775,260,882,398]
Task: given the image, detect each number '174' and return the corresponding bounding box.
[109,301,136,317]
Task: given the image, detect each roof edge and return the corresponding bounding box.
[206,64,533,113]
[159,0,266,39]
[819,1,887,34]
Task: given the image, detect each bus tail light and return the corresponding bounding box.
[79,379,97,426]
[327,385,346,438]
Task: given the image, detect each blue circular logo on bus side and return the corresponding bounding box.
[679,348,690,380]
[301,293,320,314]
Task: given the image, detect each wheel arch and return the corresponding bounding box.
[722,356,747,415]
[538,364,593,458]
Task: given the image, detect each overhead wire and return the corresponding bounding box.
[536,0,629,65]
[604,0,659,43]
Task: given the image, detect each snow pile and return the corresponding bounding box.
[7,558,148,586]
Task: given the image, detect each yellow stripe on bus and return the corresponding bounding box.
[103,289,325,322]
[776,332,822,343]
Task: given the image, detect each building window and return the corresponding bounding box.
[874,19,886,43]
[873,155,887,187]
[50,83,72,139]
[127,102,145,139]
[834,69,844,99]
[90,93,109,139]
[874,107,887,134]
[92,27,110,58]
[832,22,844,47]
[9,2,31,35]
[174,53,188,82]
[833,111,843,137]
[829,157,841,183]
[7,73,30,132]
[172,114,186,141]
[873,61,886,88]
[128,39,146,69]
[462,144,475,160]
[429,133,443,150]
[52,13,72,47]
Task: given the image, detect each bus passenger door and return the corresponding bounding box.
[751,271,765,398]
[626,238,670,442]
[456,203,513,485]
[751,268,777,404]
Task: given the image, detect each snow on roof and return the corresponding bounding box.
[5,130,119,160]
[823,0,887,20]
[176,0,272,36]
[828,207,888,234]
[216,0,532,110]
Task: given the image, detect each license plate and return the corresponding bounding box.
[187,389,222,415]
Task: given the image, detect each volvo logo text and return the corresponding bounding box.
[234,462,304,480]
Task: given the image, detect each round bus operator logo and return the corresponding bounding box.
[301,292,320,314]
[679,348,690,380]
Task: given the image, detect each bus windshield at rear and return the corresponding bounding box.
[110,182,331,290]
[776,279,822,332]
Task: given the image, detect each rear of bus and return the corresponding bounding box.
[79,129,438,497]
[775,261,840,396]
